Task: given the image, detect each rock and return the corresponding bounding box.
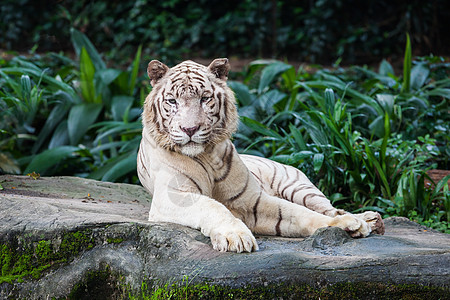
[0,175,449,299]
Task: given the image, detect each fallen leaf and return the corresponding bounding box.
[27,172,41,180]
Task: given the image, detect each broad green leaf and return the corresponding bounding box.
[378,59,395,76]
[113,71,130,95]
[24,146,80,174]
[129,44,142,95]
[354,66,398,88]
[376,94,395,116]
[48,121,70,149]
[431,174,450,199]
[32,96,73,153]
[1,67,75,95]
[369,115,385,138]
[291,151,315,160]
[240,117,282,139]
[428,88,450,99]
[80,47,101,104]
[97,69,122,85]
[102,152,137,182]
[20,75,32,102]
[0,70,21,96]
[71,28,106,71]
[258,62,292,94]
[228,81,254,106]
[289,124,306,151]
[111,95,134,121]
[406,96,429,109]
[68,103,103,145]
[401,33,412,93]
[324,88,335,115]
[258,89,287,111]
[313,153,324,172]
[410,63,429,91]
[93,122,141,144]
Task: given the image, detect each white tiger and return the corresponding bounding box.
[137,58,384,253]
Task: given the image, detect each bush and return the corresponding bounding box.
[0,29,146,182]
[230,41,449,230]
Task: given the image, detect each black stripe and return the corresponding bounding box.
[275,207,282,236]
[190,75,205,82]
[280,180,297,201]
[226,173,249,202]
[270,166,277,189]
[248,156,273,170]
[170,77,183,84]
[193,157,212,185]
[137,152,147,177]
[215,144,233,182]
[303,193,326,207]
[155,101,165,130]
[276,172,283,194]
[252,189,262,226]
[165,163,203,194]
[289,184,315,203]
[250,171,262,183]
[190,70,202,76]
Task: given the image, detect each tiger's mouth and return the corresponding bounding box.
[179,141,205,157]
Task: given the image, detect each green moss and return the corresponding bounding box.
[107,238,124,244]
[0,230,95,284]
[129,279,449,300]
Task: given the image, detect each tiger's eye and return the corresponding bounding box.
[200,97,210,103]
[167,99,177,105]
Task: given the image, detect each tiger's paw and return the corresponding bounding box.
[328,215,371,238]
[354,211,385,235]
[210,223,258,253]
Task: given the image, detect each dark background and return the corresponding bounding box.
[1,0,449,65]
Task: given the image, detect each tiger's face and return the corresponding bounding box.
[142,59,238,157]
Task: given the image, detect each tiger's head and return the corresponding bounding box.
[142,58,238,157]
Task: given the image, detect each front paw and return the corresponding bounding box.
[210,221,259,253]
[329,215,370,238]
[354,211,385,235]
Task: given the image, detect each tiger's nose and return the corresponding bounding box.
[180,125,200,137]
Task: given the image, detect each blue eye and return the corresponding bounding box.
[167,99,177,104]
[200,97,210,103]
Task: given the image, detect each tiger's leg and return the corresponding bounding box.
[240,154,384,234]
[150,180,259,253]
[228,187,370,238]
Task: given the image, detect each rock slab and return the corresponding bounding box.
[0,175,449,299]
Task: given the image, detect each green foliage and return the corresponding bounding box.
[0,29,145,182]
[231,41,449,228]
[1,1,449,63]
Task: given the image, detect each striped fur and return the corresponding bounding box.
[138,59,384,253]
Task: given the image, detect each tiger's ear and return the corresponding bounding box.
[208,58,230,81]
[147,60,169,86]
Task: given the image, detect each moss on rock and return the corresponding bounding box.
[0,230,95,284]
[131,280,449,300]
